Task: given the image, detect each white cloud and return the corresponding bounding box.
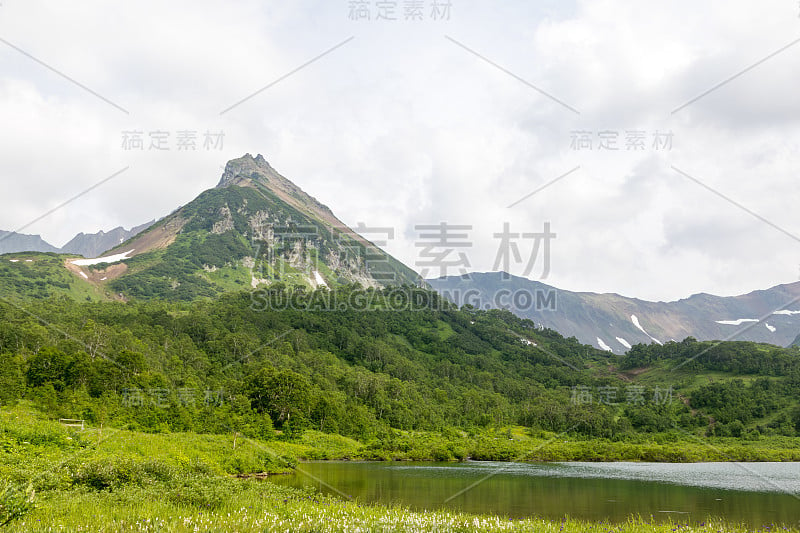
[0,0,798,300]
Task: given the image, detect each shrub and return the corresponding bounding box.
[69,458,177,490]
[0,483,34,527]
[164,475,239,510]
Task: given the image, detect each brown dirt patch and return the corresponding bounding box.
[108,217,185,257]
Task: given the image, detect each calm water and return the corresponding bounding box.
[271,461,800,527]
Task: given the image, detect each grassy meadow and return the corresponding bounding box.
[2,405,798,532]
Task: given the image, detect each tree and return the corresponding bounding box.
[25,347,71,391]
[0,353,25,404]
[246,366,312,428]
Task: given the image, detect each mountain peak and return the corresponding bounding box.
[216,153,274,188]
[216,153,339,223]
[90,153,423,298]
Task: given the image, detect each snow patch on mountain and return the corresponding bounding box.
[313,270,328,288]
[716,318,759,326]
[597,337,613,352]
[631,315,662,345]
[765,323,776,333]
[616,337,632,350]
[717,310,800,326]
[70,250,135,266]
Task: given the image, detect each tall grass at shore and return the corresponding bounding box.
[2,405,797,532]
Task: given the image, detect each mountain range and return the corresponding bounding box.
[0,154,420,302]
[0,231,59,255]
[2,154,799,352]
[427,272,800,352]
[0,222,153,258]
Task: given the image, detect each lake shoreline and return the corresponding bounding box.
[294,428,800,464]
[4,407,799,531]
[271,460,800,528]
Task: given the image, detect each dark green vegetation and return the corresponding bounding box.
[3,270,800,532]
[622,339,800,437]
[2,287,800,451]
[0,254,100,301]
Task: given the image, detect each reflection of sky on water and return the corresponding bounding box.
[388,461,800,494]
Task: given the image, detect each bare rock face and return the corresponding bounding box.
[83,153,422,299]
[211,206,234,235]
[216,154,336,220]
[1,153,421,300]
[216,153,275,188]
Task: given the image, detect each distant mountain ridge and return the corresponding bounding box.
[0,222,153,258]
[427,272,800,353]
[60,221,154,258]
[0,231,59,254]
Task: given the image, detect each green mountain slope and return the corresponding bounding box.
[1,287,798,443]
[102,154,420,301]
[0,253,111,301]
[1,155,798,458]
[0,155,421,303]
[3,157,800,533]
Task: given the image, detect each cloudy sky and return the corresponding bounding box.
[1,0,799,301]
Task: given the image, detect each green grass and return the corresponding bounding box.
[630,366,765,389]
[201,264,253,291]
[0,405,296,490]
[1,407,797,532]
[8,484,789,532]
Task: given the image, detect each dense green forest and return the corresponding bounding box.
[2,285,799,447]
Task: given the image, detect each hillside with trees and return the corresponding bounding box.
[2,286,799,449]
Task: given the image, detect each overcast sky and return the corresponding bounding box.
[1,0,799,301]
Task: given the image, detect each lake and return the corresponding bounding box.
[270,461,800,527]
